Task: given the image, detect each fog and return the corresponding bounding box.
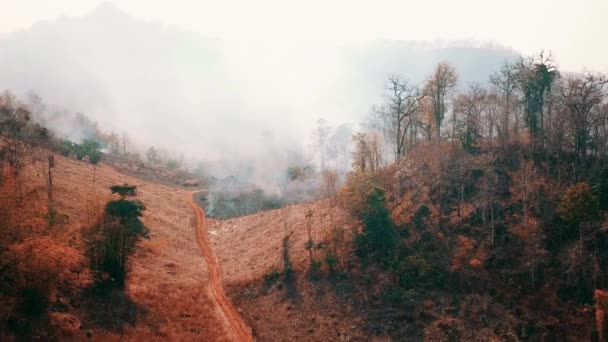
[0,2,518,189]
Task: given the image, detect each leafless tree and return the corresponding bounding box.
[452,83,487,150]
[559,71,608,161]
[424,63,458,141]
[352,132,383,173]
[377,75,423,160]
[312,118,330,171]
[327,124,352,177]
[490,62,518,141]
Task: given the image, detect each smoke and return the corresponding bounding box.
[0,3,518,194]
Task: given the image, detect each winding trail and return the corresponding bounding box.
[187,192,253,342]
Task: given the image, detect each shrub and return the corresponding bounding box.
[305,239,314,251]
[68,138,102,164]
[558,182,600,226]
[2,237,88,314]
[324,252,339,274]
[45,206,68,227]
[309,260,322,281]
[60,139,76,156]
[337,170,377,218]
[356,188,399,260]
[81,139,103,164]
[166,160,179,170]
[264,268,281,286]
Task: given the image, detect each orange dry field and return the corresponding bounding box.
[209,199,348,283]
[10,153,232,341]
[210,201,373,341]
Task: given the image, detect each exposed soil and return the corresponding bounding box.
[188,192,253,342]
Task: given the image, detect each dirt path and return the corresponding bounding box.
[188,193,253,342]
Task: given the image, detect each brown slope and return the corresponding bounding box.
[7,152,231,341]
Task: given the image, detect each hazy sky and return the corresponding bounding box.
[3,0,607,72]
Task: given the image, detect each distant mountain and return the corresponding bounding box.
[0,2,517,161]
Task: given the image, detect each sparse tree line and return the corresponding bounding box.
[365,51,608,167]
[1,90,188,180]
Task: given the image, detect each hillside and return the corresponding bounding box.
[0,151,232,341]
[206,140,607,341]
[209,199,373,341]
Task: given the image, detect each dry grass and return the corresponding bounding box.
[209,199,351,284]
[210,200,375,341]
[7,152,230,341]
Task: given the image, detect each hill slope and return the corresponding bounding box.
[1,152,231,341]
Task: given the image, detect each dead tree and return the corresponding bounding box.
[378,75,423,160]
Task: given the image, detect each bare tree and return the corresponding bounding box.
[559,71,607,161]
[120,131,129,155]
[511,159,540,228]
[352,132,383,173]
[312,118,330,171]
[378,75,423,160]
[452,83,487,151]
[424,63,458,141]
[327,124,352,177]
[490,61,518,141]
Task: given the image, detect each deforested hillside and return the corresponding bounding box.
[209,199,372,341]
[0,149,230,340]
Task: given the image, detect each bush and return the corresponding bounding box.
[60,139,76,156]
[66,138,102,164]
[337,170,377,218]
[166,160,179,170]
[324,252,339,273]
[2,237,88,314]
[356,188,399,260]
[558,182,600,238]
[264,268,281,286]
[309,260,322,281]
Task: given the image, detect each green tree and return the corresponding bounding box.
[81,139,102,164]
[515,52,559,148]
[558,182,600,227]
[86,185,148,288]
[356,188,398,259]
[110,184,138,198]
